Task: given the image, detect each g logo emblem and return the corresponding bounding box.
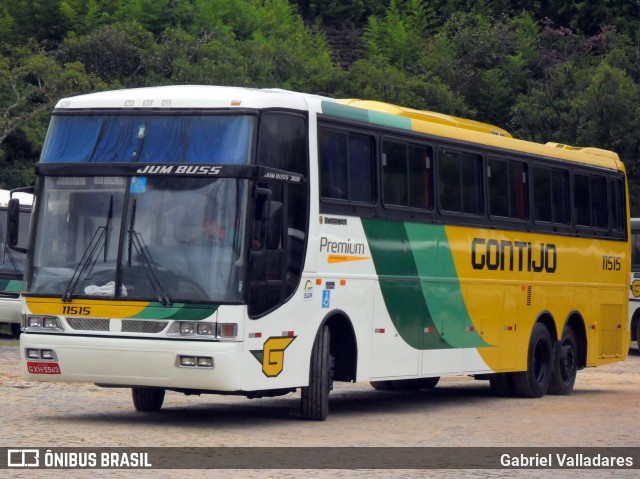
[250,336,296,377]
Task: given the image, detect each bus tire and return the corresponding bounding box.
[10,323,21,338]
[391,377,440,391]
[301,325,333,421]
[132,387,165,412]
[548,328,577,395]
[370,381,393,391]
[489,373,515,397]
[636,320,640,351]
[512,323,553,398]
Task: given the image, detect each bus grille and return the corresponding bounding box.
[121,320,168,334]
[66,318,110,331]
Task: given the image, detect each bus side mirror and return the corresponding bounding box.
[7,198,27,253]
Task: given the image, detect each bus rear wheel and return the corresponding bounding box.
[512,323,553,398]
[132,387,165,412]
[301,325,333,421]
[548,329,577,395]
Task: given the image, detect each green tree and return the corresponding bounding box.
[0,44,105,187]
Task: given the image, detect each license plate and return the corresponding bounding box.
[27,362,61,374]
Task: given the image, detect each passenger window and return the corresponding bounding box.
[533,166,569,224]
[488,158,528,220]
[319,127,374,203]
[437,149,482,215]
[573,173,608,229]
[610,178,626,234]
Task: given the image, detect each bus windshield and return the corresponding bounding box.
[29,176,248,303]
[41,114,255,164]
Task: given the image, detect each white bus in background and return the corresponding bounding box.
[630,218,640,350]
[0,189,32,337]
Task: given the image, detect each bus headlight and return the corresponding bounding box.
[180,323,195,335]
[176,321,215,337]
[168,321,230,339]
[26,315,63,331]
[26,349,40,359]
[197,323,214,335]
[41,350,55,360]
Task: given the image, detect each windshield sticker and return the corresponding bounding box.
[130,177,147,193]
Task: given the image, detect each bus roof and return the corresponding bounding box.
[324,98,624,172]
[53,85,624,173]
[53,85,310,111]
[337,99,513,138]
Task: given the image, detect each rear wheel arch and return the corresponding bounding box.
[563,311,587,370]
[536,311,557,343]
[321,310,358,382]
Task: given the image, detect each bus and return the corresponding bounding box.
[629,218,640,350]
[0,189,32,337]
[11,86,630,420]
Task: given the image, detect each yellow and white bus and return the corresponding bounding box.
[0,189,32,337]
[12,86,630,420]
[629,218,640,350]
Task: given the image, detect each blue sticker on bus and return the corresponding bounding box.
[130,177,147,193]
[322,290,330,308]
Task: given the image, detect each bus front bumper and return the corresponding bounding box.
[20,333,244,391]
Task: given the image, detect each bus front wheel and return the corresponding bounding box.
[301,325,333,421]
[512,323,553,398]
[132,387,165,412]
[10,323,21,338]
[548,328,577,395]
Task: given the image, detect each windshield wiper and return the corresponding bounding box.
[2,248,24,280]
[62,225,108,302]
[127,199,172,306]
[62,196,113,302]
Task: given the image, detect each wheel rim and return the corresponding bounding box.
[558,340,576,383]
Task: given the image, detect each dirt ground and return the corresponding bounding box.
[0,324,638,479]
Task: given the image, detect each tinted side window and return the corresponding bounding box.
[319,127,374,203]
[437,149,482,215]
[574,173,608,229]
[257,112,308,176]
[533,166,569,224]
[610,178,626,234]
[382,139,432,209]
[488,158,528,220]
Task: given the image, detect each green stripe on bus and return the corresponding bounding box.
[405,223,489,348]
[362,218,450,350]
[321,101,412,131]
[363,219,490,350]
[321,101,370,123]
[132,303,218,320]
